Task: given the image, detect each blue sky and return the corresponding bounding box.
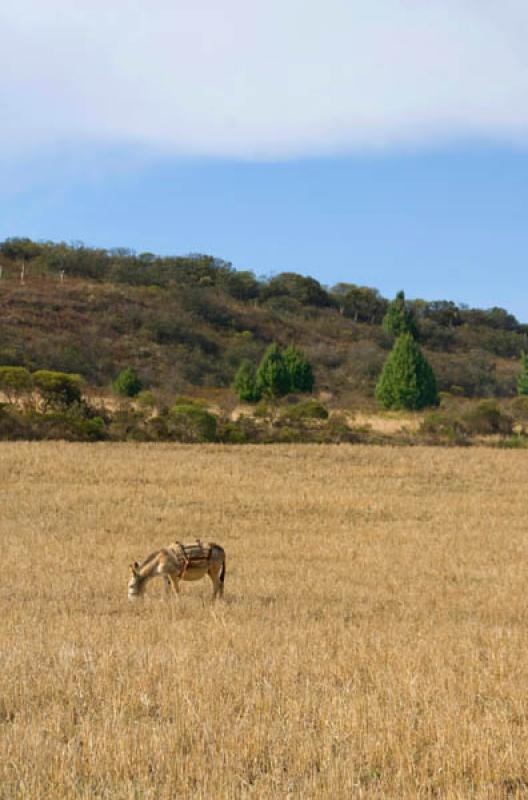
[2,2,528,319]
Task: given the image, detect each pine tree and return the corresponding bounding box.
[255,343,290,399]
[376,333,438,410]
[283,345,314,393]
[233,359,260,403]
[383,290,418,339]
[517,352,528,395]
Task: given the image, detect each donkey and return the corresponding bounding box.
[128,540,226,602]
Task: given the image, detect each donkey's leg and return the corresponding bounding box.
[167,574,181,597]
[164,576,172,595]
[208,562,223,601]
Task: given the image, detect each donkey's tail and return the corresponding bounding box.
[219,555,226,584]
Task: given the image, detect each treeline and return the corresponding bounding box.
[1,237,525,341]
[1,237,527,402]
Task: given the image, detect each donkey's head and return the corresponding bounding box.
[127,562,144,600]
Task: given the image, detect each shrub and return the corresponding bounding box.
[48,414,107,442]
[460,401,513,436]
[172,396,208,408]
[0,405,33,439]
[136,390,156,408]
[253,400,273,419]
[0,406,107,442]
[508,395,528,425]
[168,404,217,442]
[0,366,33,402]
[420,411,466,444]
[108,408,148,441]
[517,352,528,395]
[376,334,438,410]
[496,435,528,449]
[275,425,303,443]
[33,370,83,409]
[318,413,356,444]
[281,400,329,421]
[216,420,249,444]
[112,367,143,397]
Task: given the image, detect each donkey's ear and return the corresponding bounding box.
[130,562,140,575]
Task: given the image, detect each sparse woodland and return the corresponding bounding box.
[1,237,528,445]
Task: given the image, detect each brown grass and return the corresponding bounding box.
[351,411,424,434]
[2,443,528,798]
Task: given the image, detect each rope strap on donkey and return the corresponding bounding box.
[173,541,190,579]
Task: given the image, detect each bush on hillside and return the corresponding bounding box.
[33,370,83,409]
[168,404,217,442]
[281,399,329,421]
[508,395,528,426]
[517,352,528,395]
[0,405,106,442]
[460,401,512,436]
[216,419,249,444]
[317,413,356,444]
[112,367,143,398]
[420,410,467,444]
[136,390,156,408]
[0,366,33,402]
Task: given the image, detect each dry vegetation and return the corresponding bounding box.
[2,443,528,798]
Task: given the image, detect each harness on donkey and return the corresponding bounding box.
[169,539,212,580]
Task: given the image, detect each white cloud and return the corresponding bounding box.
[1,0,528,159]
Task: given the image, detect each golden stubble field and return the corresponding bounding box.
[2,443,528,799]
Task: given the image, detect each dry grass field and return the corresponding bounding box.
[2,443,528,799]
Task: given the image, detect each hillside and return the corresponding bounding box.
[0,237,526,408]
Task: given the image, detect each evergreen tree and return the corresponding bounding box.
[283,345,314,393]
[376,333,438,410]
[113,367,143,397]
[255,343,290,399]
[517,351,528,395]
[383,290,418,339]
[233,359,261,403]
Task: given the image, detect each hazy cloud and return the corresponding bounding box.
[2,0,528,159]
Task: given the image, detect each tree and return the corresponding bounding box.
[0,366,33,403]
[283,345,314,393]
[383,290,418,339]
[112,367,143,398]
[255,343,290,399]
[331,283,388,324]
[517,352,528,395]
[260,273,333,307]
[224,270,260,301]
[375,333,438,410]
[33,370,83,409]
[233,360,261,403]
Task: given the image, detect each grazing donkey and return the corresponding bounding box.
[128,540,226,602]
